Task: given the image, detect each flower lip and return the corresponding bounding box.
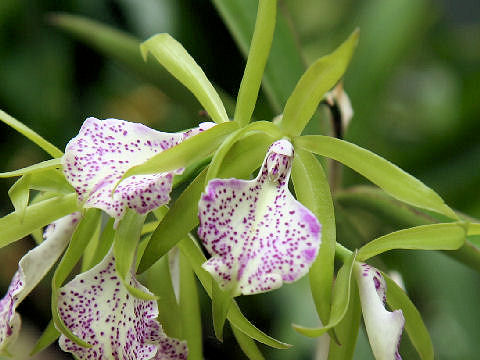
[355,262,405,360]
[197,139,321,296]
[57,248,187,360]
[63,117,214,224]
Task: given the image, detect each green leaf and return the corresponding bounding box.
[231,325,265,360]
[120,121,238,182]
[0,109,63,158]
[141,33,229,124]
[0,158,62,178]
[212,280,234,341]
[113,210,154,300]
[51,209,101,348]
[212,0,305,111]
[358,223,466,261]
[295,135,458,219]
[293,251,356,337]
[291,149,336,335]
[177,235,290,349]
[327,280,361,360]
[30,321,60,356]
[206,121,284,185]
[179,251,203,359]
[234,0,277,126]
[279,30,359,136]
[383,272,434,360]
[0,193,79,249]
[138,252,181,338]
[138,133,271,273]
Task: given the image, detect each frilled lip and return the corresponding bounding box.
[197,139,321,296]
[57,247,188,360]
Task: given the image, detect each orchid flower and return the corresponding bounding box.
[63,117,214,224]
[0,213,80,354]
[197,139,321,296]
[354,262,405,360]
[57,248,187,360]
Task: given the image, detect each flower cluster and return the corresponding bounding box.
[0,115,408,360]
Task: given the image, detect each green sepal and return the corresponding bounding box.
[327,280,361,360]
[212,280,234,341]
[279,29,359,136]
[113,209,155,300]
[141,33,229,124]
[358,223,466,260]
[138,133,272,273]
[0,158,62,178]
[177,235,291,349]
[231,325,265,360]
[51,209,101,348]
[138,251,181,338]
[119,121,239,184]
[383,272,434,360]
[212,0,305,111]
[291,148,337,339]
[30,320,60,356]
[295,135,458,219]
[0,109,63,158]
[0,193,79,249]
[293,250,356,338]
[234,0,277,126]
[179,250,203,359]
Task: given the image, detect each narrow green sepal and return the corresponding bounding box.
[358,222,467,261]
[279,29,359,136]
[141,33,230,124]
[293,250,357,338]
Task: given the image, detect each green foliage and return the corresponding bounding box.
[279,30,359,136]
[141,33,230,124]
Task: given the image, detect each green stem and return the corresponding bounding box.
[234,0,277,126]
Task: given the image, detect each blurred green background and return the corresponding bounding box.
[0,0,479,359]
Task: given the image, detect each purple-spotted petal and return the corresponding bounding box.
[355,263,405,360]
[0,213,80,352]
[57,248,187,360]
[63,117,214,223]
[198,139,321,295]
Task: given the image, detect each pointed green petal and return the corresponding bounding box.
[279,30,359,136]
[141,34,229,124]
[295,135,458,219]
[234,0,277,126]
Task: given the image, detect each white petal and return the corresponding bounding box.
[355,262,405,360]
[57,248,187,360]
[0,213,80,352]
[63,117,214,223]
[198,139,321,295]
